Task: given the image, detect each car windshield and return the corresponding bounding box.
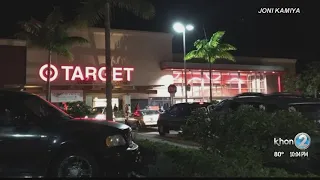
[140,110,159,115]
[23,95,73,120]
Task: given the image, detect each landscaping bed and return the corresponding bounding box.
[174,105,320,177]
[135,139,306,177]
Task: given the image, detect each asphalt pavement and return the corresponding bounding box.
[114,118,199,149]
[134,129,199,149]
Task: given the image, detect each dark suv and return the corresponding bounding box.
[0,90,140,177]
[287,102,320,122]
[157,102,211,136]
[212,92,320,120]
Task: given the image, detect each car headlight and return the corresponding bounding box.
[105,135,126,147]
[84,116,88,118]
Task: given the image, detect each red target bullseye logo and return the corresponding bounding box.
[39,64,59,82]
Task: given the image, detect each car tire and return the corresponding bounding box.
[48,151,100,178]
[158,125,169,136]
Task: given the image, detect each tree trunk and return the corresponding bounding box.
[104,3,113,120]
[314,89,317,98]
[209,62,212,102]
[46,50,52,102]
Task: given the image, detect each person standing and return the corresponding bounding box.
[124,104,129,118]
[113,104,118,112]
[128,104,131,114]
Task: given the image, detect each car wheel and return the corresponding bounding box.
[49,151,100,177]
[158,125,168,136]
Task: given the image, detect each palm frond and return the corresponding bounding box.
[18,19,42,35]
[55,47,74,60]
[185,49,206,60]
[208,57,217,63]
[214,51,235,62]
[185,50,198,60]
[76,0,107,27]
[209,31,225,47]
[185,31,237,65]
[111,0,155,19]
[45,6,64,28]
[61,36,89,47]
[194,39,208,50]
[17,7,88,57]
[217,43,237,51]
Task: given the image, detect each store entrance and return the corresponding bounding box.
[92,97,119,108]
[148,97,171,111]
[174,98,208,104]
[85,93,122,110]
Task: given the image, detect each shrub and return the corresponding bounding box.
[180,108,210,140]
[136,139,300,177]
[65,101,93,117]
[211,100,220,104]
[181,105,320,174]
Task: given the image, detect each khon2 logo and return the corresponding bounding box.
[294,132,311,150]
[274,132,311,150]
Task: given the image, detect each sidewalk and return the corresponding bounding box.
[114,117,126,122]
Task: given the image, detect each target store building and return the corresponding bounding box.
[0,28,296,109]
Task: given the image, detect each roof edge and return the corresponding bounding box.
[69,27,173,39]
[0,39,26,46]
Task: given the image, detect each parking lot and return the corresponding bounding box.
[115,119,178,138]
[114,119,199,148]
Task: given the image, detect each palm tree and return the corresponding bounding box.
[77,0,155,120]
[16,7,89,102]
[185,31,237,102]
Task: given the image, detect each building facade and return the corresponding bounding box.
[0,39,26,88]
[0,28,296,110]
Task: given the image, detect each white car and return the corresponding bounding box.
[84,107,115,121]
[126,109,160,128]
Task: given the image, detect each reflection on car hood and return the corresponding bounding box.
[69,118,129,130]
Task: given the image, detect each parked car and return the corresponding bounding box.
[287,102,320,122]
[157,102,211,136]
[211,92,320,120]
[0,90,140,177]
[125,109,160,129]
[84,106,115,121]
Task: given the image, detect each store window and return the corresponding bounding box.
[173,70,267,98]
[247,73,266,93]
[92,97,119,108]
[149,97,170,110]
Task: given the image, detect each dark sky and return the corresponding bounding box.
[0,0,317,72]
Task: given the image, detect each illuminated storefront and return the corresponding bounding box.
[171,70,269,102]
[160,60,287,103]
[0,28,296,110]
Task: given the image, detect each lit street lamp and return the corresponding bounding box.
[173,22,194,103]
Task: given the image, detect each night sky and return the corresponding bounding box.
[0,0,317,72]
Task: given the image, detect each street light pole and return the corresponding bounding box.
[173,22,194,103]
[182,30,188,103]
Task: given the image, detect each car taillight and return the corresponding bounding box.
[133,111,141,117]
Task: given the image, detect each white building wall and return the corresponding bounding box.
[26,28,174,99]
